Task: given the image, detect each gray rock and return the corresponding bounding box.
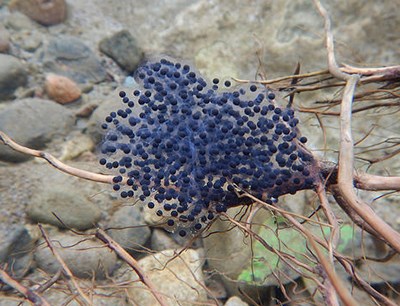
[85,91,116,143]
[34,228,117,279]
[41,35,107,84]
[108,203,151,253]
[86,86,141,143]
[150,229,180,251]
[99,30,143,73]
[202,208,281,304]
[0,98,74,162]
[5,11,39,31]
[126,249,207,306]
[0,54,28,101]
[27,184,101,230]
[0,225,36,279]
[15,30,43,52]
[43,285,129,306]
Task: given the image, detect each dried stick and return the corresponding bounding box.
[0,267,50,306]
[335,257,397,306]
[0,131,113,184]
[342,64,400,78]
[313,0,400,253]
[95,228,168,306]
[316,184,339,262]
[354,173,400,191]
[38,224,93,306]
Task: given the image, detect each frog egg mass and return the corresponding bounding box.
[99,56,318,237]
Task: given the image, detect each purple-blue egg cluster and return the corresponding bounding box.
[99,56,317,237]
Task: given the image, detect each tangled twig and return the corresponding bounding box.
[0,267,50,306]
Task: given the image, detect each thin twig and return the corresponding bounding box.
[36,268,62,294]
[341,64,400,77]
[38,224,93,306]
[0,267,51,306]
[316,184,339,263]
[0,131,113,184]
[232,69,330,85]
[95,228,168,306]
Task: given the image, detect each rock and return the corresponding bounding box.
[126,249,207,306]
[225,296,249,306]
[86,86,141,143]
[59,132,94,161]
[108,204,151,254]
[0,98,74,162]
[27,183,101,230]
[9,0,67,26]
[45,74,82,104]
[99,30,143,73]
[42,35,107,84]
[206,277,227,300]
[0,225,36,279]
[43,284,129,306]
[150,229,180,251]
[0,25,10,53]
[75,103,97,118]
[203,208,255,279]
[202,208,278,304]
[34,228,117,279]
[195,41,240,80]
[5,11,39,31]
[0,54,28,101]
[14,30,43,52]
[86,93,116,143]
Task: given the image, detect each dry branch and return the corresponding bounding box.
[313,0,400,253]
[0,267,50,306]
[0,131,113,184]
[95,228,168,306]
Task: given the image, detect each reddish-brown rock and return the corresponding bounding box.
[9,0,67,26]
[45,74,81,104]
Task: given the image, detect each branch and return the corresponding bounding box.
[95,228,168,306]
[354,173,400,191]
[313,0,400,253]
[0,268,50,306]
[0,131,113,184]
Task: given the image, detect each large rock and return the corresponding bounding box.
[35,228,117,279]
[27,184,102,230]
[41,35,107,84]
[86,86,141,143]
[0,54,28,101]
[126,249,207,306]
[0,225,36,279]
[150,229,180,252]
[107,204,151,254]
[0,98,74,162]
[99,30,143,73]
[202,208,282,304]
